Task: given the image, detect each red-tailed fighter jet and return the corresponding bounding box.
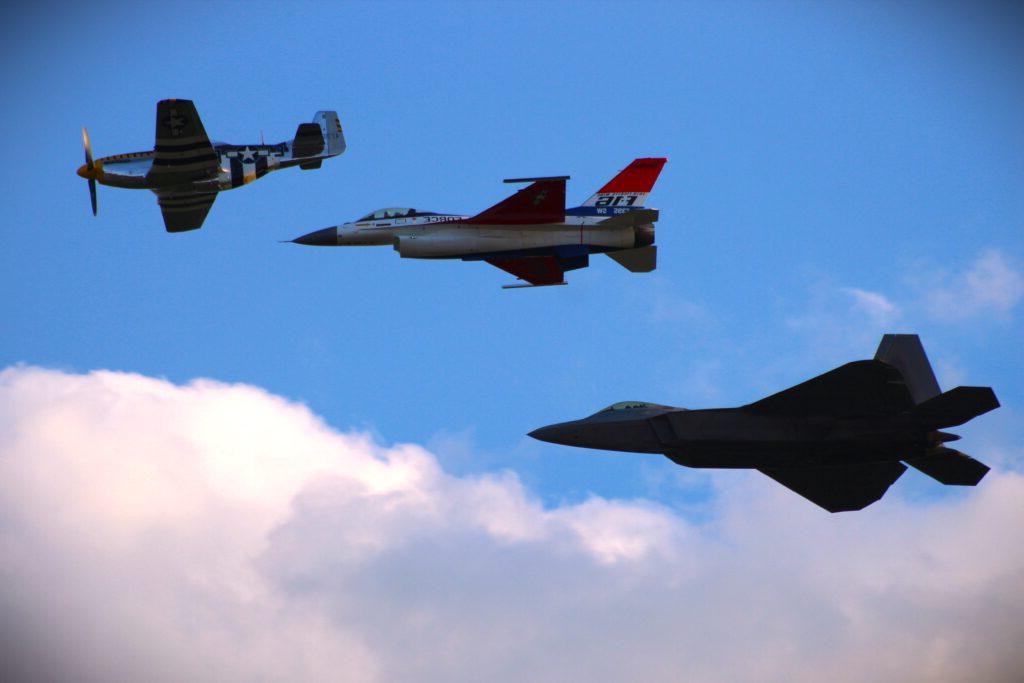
[290,157,667,288]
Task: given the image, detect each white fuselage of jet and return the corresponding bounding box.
[300,207,650,259]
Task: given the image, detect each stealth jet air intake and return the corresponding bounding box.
[529,335,999,512]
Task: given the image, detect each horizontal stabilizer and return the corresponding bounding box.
[911,386,1000,428]
[607,246,657,273]
[759,461,907,512]
[598,209,659,228]
[905,448,989,486]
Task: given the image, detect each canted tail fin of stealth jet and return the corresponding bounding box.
[578,157,667,209]
[874,333,999,426]
[874,334,941,404]
[292,111,345,170]
[872,333,997,486]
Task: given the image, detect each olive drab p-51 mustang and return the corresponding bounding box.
[290,157,667,288]
[77,99,346,232]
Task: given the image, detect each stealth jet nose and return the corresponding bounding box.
[528,422,581,447]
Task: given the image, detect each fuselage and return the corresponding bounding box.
[530,404,945,470]
[76,141,303,193]
[293,205,655,259]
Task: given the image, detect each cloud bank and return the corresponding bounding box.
[922,249,1024,321]
[1,366,1022,682]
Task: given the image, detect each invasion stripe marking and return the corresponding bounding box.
[160,200,216,211]
[151,154,219,167]
[155,141,215,153]
[155,134,208,146]
[159,194,216,203]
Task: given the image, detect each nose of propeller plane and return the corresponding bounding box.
[76,159,102,180]
[292,226,338,246]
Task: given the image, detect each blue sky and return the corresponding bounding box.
[2,0,1021,508]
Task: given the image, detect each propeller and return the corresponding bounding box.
[82,126,97,216]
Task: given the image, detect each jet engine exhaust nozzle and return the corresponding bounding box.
[635,223,655,248]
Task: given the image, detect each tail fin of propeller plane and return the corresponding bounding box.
[292,111,345,169]
[579,157,667,210]
[314,110,346,157]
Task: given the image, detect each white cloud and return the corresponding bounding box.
[842,287,901,325]
[922,249,1024,320]
[2,366,1023,682]
[783,282,903,369]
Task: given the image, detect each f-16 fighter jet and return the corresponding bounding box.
[530,335,999,512]
[77,99,346,232]
[291,157,667,287]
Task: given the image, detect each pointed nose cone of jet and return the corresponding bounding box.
[292,226,338,246]
[528,421,581,446]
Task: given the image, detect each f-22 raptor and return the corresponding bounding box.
[530,335,999,512]
[291,158,666,288]
[77,99,346,232]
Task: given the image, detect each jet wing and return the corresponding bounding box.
[464,178,566,225]
[485,255,566,286]
[759,461,908,512]
[155,190,217,232]
[147,99,219,183]
[744,360,914,417]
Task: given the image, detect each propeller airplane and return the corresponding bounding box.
[78,99,346,232]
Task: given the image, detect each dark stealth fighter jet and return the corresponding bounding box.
[529,335,999,512]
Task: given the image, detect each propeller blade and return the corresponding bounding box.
[82,126,94,171]
[82,126,97,216]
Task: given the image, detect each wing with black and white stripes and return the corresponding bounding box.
[147,99,220,183]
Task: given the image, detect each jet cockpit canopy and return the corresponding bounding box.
[357,207,439,221]
[597,401,675,413]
